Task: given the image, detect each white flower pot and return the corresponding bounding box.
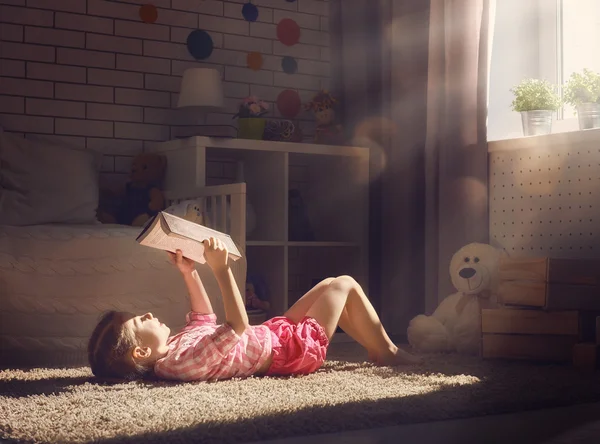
[521,110,553,137]
[576,102,600,130]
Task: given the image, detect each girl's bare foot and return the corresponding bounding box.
[368,350,378,363]
[374,346,422,366]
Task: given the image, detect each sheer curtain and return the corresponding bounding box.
[331,0,494,334]
[424,0,494,312]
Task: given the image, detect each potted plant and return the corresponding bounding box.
[511,79,561,137]
[233,96,269,140]
[563,68,600,130]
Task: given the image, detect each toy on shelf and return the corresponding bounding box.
[97,153,167,227]
[304,90,345,145]
[288,189,314,241]
[234,96,269,140]
[263,119,302,142]
[245,274,270,312]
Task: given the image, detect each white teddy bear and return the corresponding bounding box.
[164,198,257,236]
[164,200,205,225]
[407,243,505,355]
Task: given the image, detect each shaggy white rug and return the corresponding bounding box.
[2,343,600,444]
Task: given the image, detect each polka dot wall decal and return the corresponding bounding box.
[242,2,259,22]
[281,56,297,74]
[277,18,301,46]
[187,30,213,60]
[247,52,263,71]
[277,89,301,119]
[139,4,158,23]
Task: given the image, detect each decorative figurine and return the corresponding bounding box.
[304,90,344,145]
[245,274,270,312]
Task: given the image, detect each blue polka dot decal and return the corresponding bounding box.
[187,30,213,60]
[282,56,298,74]
[242,3,259,22]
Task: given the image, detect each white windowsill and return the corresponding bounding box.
[488,127,600,152]
[488,116,580,143]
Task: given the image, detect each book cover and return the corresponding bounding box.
[136,211,242,264]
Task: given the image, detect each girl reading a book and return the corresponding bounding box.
[88,238,420,381]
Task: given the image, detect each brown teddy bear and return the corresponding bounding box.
[98,153,167,227]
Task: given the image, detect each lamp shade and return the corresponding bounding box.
[177,68,224,109]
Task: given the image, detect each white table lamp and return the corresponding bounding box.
[176,68,234,138]
[177,68,224,109]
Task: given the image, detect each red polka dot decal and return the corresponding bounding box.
[277,18,301,46]
[277,89,302,119]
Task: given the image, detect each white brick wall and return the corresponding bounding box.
[2,41,55,62]
[1,23,24,41]
[27,98,86,118]
[24,26,86,48]
[0,0,331,183]
[0,59,26,77]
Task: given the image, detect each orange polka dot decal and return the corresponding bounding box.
[247,52,263,71]
[139,4,158,23]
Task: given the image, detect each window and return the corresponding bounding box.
[561,0,600,117]
[488,0,600,141]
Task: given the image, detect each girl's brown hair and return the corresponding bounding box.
[87,311,153,381]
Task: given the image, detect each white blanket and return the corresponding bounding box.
[0,224,245,367]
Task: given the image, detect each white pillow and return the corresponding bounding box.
[0,131,101,225]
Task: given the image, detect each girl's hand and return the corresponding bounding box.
[168,249,196,275]
[203,237,229,272]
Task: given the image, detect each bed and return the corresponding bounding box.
[0,131,247,368]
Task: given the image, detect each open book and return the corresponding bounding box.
[136,211,242,264]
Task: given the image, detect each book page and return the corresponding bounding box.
[158,237,207,264]
[135,213,161,243]
[136,214,168,246]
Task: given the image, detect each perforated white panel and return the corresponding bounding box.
[489,145,600,258]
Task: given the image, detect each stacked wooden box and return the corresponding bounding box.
[481,257,600,368]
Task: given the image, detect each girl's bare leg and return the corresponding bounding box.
[284,278,372,354]
[283,278,335,323]
[306,276,420,365]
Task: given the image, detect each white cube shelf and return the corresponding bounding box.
[148,137,370,318]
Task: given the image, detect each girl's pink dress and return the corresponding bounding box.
[262,316,329,376]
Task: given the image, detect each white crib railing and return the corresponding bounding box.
[164,182,247,251]
[165,182,248,325]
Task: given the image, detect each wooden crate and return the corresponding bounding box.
[573,343,600,372]
[498,257,600,310]
[481,308,579,362]
[482,335,578,362]
[482,308,579,335]
[576,311,600,343]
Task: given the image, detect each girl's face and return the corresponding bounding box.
[124,312,171,353]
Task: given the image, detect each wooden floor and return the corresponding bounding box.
[255,340,600,444]
[254,401,600,444]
